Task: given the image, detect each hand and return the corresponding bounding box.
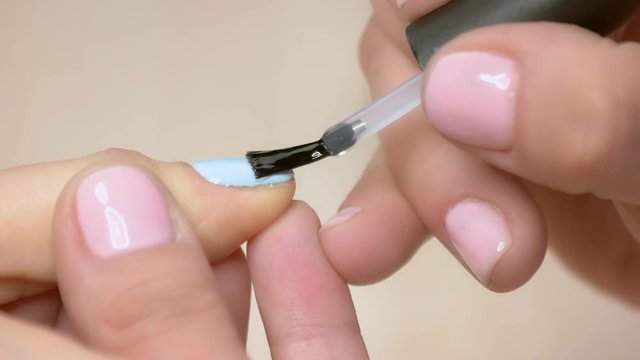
[320,0,640,305]
[0,153,367,358]
[0,149,293,304]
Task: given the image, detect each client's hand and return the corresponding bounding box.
[0,149,293,304]
[1,155,367,358]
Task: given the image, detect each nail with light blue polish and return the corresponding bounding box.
[192,158,294,187]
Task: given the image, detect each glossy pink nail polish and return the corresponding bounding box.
[321,207,361,230]
[424,52,519,150]
[76,166,174,258]
[445,199,511,284]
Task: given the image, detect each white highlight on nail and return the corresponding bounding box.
[480,72,512,91]
[94,182,131,250]
[95,182,109,205]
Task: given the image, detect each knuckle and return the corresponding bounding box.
[101,148,143,159]
[556,131,614,190]
[400,0,451,22]
[554,107,618,191]
[168,160,193,175]
[80,148,158,176]
[358,20,405,80]
[92,148,150,163]
[548,45,631,192]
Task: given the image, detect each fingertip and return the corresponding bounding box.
[256,200,321,239]
[320,198,427,285]
[440,190,547,293]
[246,200,323,279]
[156,158,296,261]
[486,197,548,292]
[319,152,428,285]
[248,201,368,359]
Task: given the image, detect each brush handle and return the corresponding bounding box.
[322,73,424,155]
[406,0,640,68]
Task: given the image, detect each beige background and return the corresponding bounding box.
[1,1,639,359]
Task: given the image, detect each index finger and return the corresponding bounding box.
[248,202,368,360]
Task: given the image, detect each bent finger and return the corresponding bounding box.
[319,149,428,285]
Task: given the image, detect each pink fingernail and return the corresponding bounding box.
[321,207,361,230]
[76,166,174,258]
[397,0,408,7]
[424,52,519,150]
[445,199,511,284]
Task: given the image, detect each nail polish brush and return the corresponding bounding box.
[247,0,639,178]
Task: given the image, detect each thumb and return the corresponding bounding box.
[422,21,640,202]
[0,149,293,304]
[53,164,246,359]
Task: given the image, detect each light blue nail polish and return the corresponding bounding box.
[192,158,293,187]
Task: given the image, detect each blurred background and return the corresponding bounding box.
[1,1,639,358]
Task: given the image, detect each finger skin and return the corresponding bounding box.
[423,23,640,202]
[319,149,428,285]
[396,0,450,23]
[0,315,110,360]
[3,242,250,339]
[1,289,60,326]
[54,164,247,359]
[0,148,294,303]
[248,202,368,360]
[211,249,251,344]
[370,0,450,51]
[526,183,640,307]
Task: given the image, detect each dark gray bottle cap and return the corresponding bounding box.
[406,0,640,68]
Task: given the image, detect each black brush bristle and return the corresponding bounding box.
[246,140,331,178]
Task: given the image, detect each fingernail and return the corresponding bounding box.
[321,207,361,230]
[397,0,408,8]
[76,166,174,258]
[445,199,511,284]
[424,52,519,150]
[192,158,293,187]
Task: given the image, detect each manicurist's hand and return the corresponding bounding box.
[320,0,640,305]
[1,151,367,358]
